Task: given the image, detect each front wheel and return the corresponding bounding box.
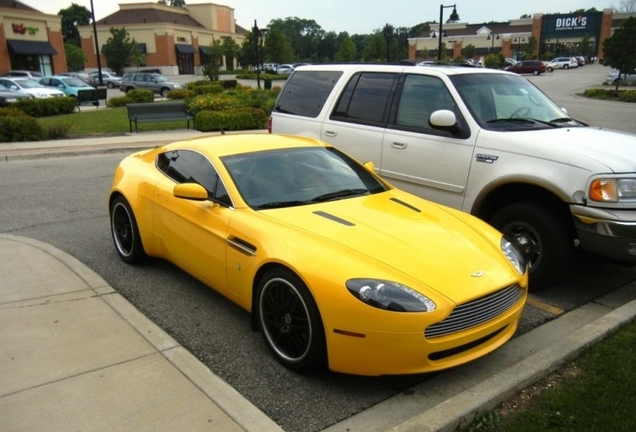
[533,70,540,75]
[107,82,114,89]
[547,67,554,72]
[256,268,326,372]
[160,88,170,98]
[564,65,569,69]
[110,196,146,264]
[490,202,573,290]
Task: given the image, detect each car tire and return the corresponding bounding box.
[533,70,540,75]
[110,196,146,264]
[256,268,326,372]
[161,88,170,98]
[564,65,569,69]
[490,201,573,290]
[547,67,553,72]
[107,82,114,89]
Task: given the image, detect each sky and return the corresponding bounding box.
[20,0,617,35]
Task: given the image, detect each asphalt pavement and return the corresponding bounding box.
[1,92,636,431]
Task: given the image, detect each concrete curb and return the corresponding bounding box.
[389,298,636,432]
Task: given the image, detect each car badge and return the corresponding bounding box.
[471,271,484,277]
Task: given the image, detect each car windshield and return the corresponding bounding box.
[450,73,583,130]
[222,147,388,209]
[16,80,44,88]
[62,78,90,87]
[152,74,168,82]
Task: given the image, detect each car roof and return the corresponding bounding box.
[294,63,510,77]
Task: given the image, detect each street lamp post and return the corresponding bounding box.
[514,37,525,61]
[252,20,267,89]
[487,32,499,53]
[437,4,460,61]
[89,0,103,86]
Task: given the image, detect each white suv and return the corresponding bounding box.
[270,64,636,289]
[546,57,578,71]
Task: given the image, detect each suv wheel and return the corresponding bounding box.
[564,65,569,69]
[161,88,170,98]
[533,70,540,75]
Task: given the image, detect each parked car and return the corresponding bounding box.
[88,71,122,88]
[605,68,636,86]
[57,72,94,86]
[276,64,295,74]
[0,83,31,106]
[0,70,44,80]
[120,72,183,97]
[504,58,518,67]
[504,60,546,75]
[0,77,64,98]
[39,76,94,97]
[546,57,578,71]
[574,56,586,66]
[270,64,636,289]
[263,63,279,73]
[108,133,528,376]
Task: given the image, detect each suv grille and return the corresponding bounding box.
[425,284,524,339]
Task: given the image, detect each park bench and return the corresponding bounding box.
[126,101,195,133]
[76,88,108,111]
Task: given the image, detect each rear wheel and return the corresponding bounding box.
[490,201,573,290]
[564,65,569,69]
[110,196,146,264]
[533,70,540,75]
[256,268,326,371]
[161,88,170,98]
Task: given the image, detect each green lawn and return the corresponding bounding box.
[37,106,196,136]
[469,319,636,431]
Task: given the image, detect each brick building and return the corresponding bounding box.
[78,2,247,76]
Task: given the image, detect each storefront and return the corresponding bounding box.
[0,0,66,75]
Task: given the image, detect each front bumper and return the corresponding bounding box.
[571,205,636,262]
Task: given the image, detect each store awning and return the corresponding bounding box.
[175,44,196,54]
[199,46,213,56]
[7,39,57,55]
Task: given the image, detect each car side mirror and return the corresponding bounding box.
[429,109,457,128]
[174,183,208,201]
[364,161,376,173]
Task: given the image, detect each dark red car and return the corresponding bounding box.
[505,60,546,75]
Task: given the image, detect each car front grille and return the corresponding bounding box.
[425,284,524,339]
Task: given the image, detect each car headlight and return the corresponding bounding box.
[501,237,527,275]
[589,178,636,203]
[346,279,436,312]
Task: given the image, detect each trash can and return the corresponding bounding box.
[264,79,272,90]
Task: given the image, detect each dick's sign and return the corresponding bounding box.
[555,15,588,31]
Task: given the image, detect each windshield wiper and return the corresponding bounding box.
[549,117,575,123]
[487,118,558,127]
[254,200,309,209]
[311,189,369,202]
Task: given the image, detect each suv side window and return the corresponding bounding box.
[133,74,145,82]
[331,72,397,126]
[156,150,232,207]
[394,74,456,130]
[275,70,342,118]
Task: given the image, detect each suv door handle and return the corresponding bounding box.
[324,129,337,137]
[391,140,407,149]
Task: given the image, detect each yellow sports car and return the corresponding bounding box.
[109,134,528,376]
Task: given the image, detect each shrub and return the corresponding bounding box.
[618,90,636,102]
[0,107,29,118]
[167,89,195,100]
[193,80,212,86]
[44,122,74,139]
[222,80,237,89]
[193,84,224,95]
[12,97,77,117]
[0,114,44,142]
[107,96,131,108]
[195,107,268,132]
[126,89,154,103]
[187,93,247,114]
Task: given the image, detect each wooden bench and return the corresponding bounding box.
[76,88,108,111]
[126,101,195,133]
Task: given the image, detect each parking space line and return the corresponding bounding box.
[527,296,565,316]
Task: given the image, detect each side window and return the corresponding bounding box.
[40,78,50,86]
[331,72,397,126]
[156,150,232,206]
[133,74,145,82]
[274,70,342,118]
[394,74,457,130]
[51,79,62,86]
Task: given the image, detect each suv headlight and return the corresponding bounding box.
[501,238,527,275]
[589,178,636,203]
[346,279,436,312]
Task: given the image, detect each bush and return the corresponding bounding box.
[107,96,131,108]
[44,122,74,139]
[126,89,154,103]
[193,84,224,95]
[222,80,237,89]
[187,93,247,114]
[195,107,268,132]
[0,107,29,118]
[619,90,636,102]
[11,97,77,117]
[0,114,44,142]
[167,89,195,100]
[193,80,212,86]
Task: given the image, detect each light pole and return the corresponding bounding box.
[437,4,460,61]
[89,0,103,86]
[253,20,264,89]
[487,32,499,53]
[514,37,525,61]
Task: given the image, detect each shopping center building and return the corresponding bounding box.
[408,8,634,62]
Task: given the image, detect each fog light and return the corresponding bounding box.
[627,243,636,256]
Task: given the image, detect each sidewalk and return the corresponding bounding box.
[1,134,636,432]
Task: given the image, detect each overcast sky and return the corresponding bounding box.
[20,0,616,34]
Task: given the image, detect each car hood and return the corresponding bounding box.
[484,126,636,172]
[23,88,63,95]
[262,191,518,304]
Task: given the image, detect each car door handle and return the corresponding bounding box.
[391,140,408,149]
[324,129,337,137]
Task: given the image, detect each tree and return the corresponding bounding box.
[613,0,636,12]
[525,36,538,59]
[602,16,636,90]
[65,43,87,71]
[263,28,294,64]
[316,31,338,63]
[239,31,257,68]
[382,24,394,62]
[157,0,186,6]
[221,36,240,71]
[202,39,223,81]
[58,3,91,46]
[267,17,325,62]
[409,22,431,38]
[102,27,140,76]
[579,35,593,60]
[363,33,386,63]
[520,14,531,19]
[334,34,356,62]
[463,43,476,60]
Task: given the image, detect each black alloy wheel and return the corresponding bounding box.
[110,196,146,264]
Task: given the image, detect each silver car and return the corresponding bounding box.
[120,72,183,97]
[89,71,122,89]
[605,68,636,85]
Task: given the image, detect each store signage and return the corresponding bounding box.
[555,15,587,31]
[12,23,39,35]
[176,36,189,43]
